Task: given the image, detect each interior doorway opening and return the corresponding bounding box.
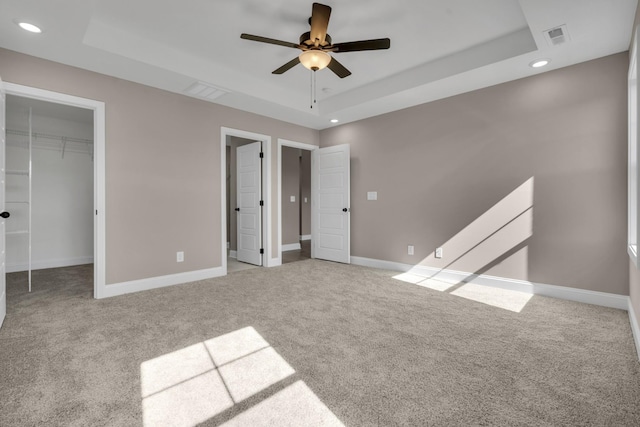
[277,139,317,265]
[226,136,262,272]
[1,82,105,302]
[281,146,312,264]
[5,95,94,293]
[221,127,272,274]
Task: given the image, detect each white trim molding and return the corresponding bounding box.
[300,234,312,241]
[629,299,640,361]
[282,243,302,252]
[229,250,237,259]
[351,256,629,310]
[99,267,225,299]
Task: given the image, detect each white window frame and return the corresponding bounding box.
[629,25,639,268]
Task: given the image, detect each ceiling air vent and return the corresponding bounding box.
[184,81,229,101]
[543,24,570,46]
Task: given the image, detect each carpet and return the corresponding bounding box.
[0,260,638,426]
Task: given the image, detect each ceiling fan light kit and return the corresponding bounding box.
[299,50,331,71]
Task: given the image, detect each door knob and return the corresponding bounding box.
[0,211,9,219]
[235,208,240,212]
[342,208,348,212]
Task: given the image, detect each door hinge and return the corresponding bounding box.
[259,152,264,158]
[260,200,264,206]
[260,248,264,254]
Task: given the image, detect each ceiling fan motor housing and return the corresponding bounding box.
[300,32,332,48]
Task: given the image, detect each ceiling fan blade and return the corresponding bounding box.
[327,56,352,78]
[332,38,391,52]
[310,3,332,46]
[241,33,300,49]
[272,57,301,74]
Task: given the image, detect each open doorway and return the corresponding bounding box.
[3,82,106,301]
[281,147,311,264]
[277,139,317,265]
[221,127,272,274]
[226,136,262,273]
[5,95,94,295]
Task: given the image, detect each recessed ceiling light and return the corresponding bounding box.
[330,119,339,123]
[17,22,42,33]
[529,59,550,68]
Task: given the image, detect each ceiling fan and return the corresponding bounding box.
[240,2,391,78]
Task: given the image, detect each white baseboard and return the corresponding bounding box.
[282,243,301,252]
[300,235,311,241]
[229,250,237,259]
[6,256,94,273]
[350,256,629,310]
[629,298,640,361]
[99,266,225,299]
[269,257,282,267]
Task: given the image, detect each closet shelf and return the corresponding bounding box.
[6,201,30,204]
[6,128,92,145]
[6,230,29,236]
[6,170,29,176]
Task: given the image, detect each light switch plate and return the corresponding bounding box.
[367,191,378,201]
[290,196,296,202]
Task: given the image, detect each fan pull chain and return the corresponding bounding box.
[311,71,319,109]
[309,70,320,109]
[310,71,313,109]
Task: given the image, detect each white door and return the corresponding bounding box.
[312,144,350,264]
[236,141,262,266]
[0,77,6,328]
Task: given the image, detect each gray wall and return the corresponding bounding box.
[321,53,629,295]
[281,146,300,246]
[0,48,319,284]
[1,47,632,298]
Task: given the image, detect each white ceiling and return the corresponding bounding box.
[0,0,636,129]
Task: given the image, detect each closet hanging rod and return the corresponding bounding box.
[6,128,93,145]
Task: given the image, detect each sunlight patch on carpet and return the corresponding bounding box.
[220,380,344,426]
[393,273,532,312]
[450,283,533,313]
[140,326,343,426]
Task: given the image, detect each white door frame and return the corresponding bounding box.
[4,83,106,298]
[276,138,317,266]
[220,127,272,272]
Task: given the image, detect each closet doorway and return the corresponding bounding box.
[2,82,105,299]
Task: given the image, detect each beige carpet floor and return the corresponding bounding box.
[0,260,639,426]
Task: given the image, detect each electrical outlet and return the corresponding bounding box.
[408,245,414,255]
[177,251,184,262]
[435,247,443,259]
